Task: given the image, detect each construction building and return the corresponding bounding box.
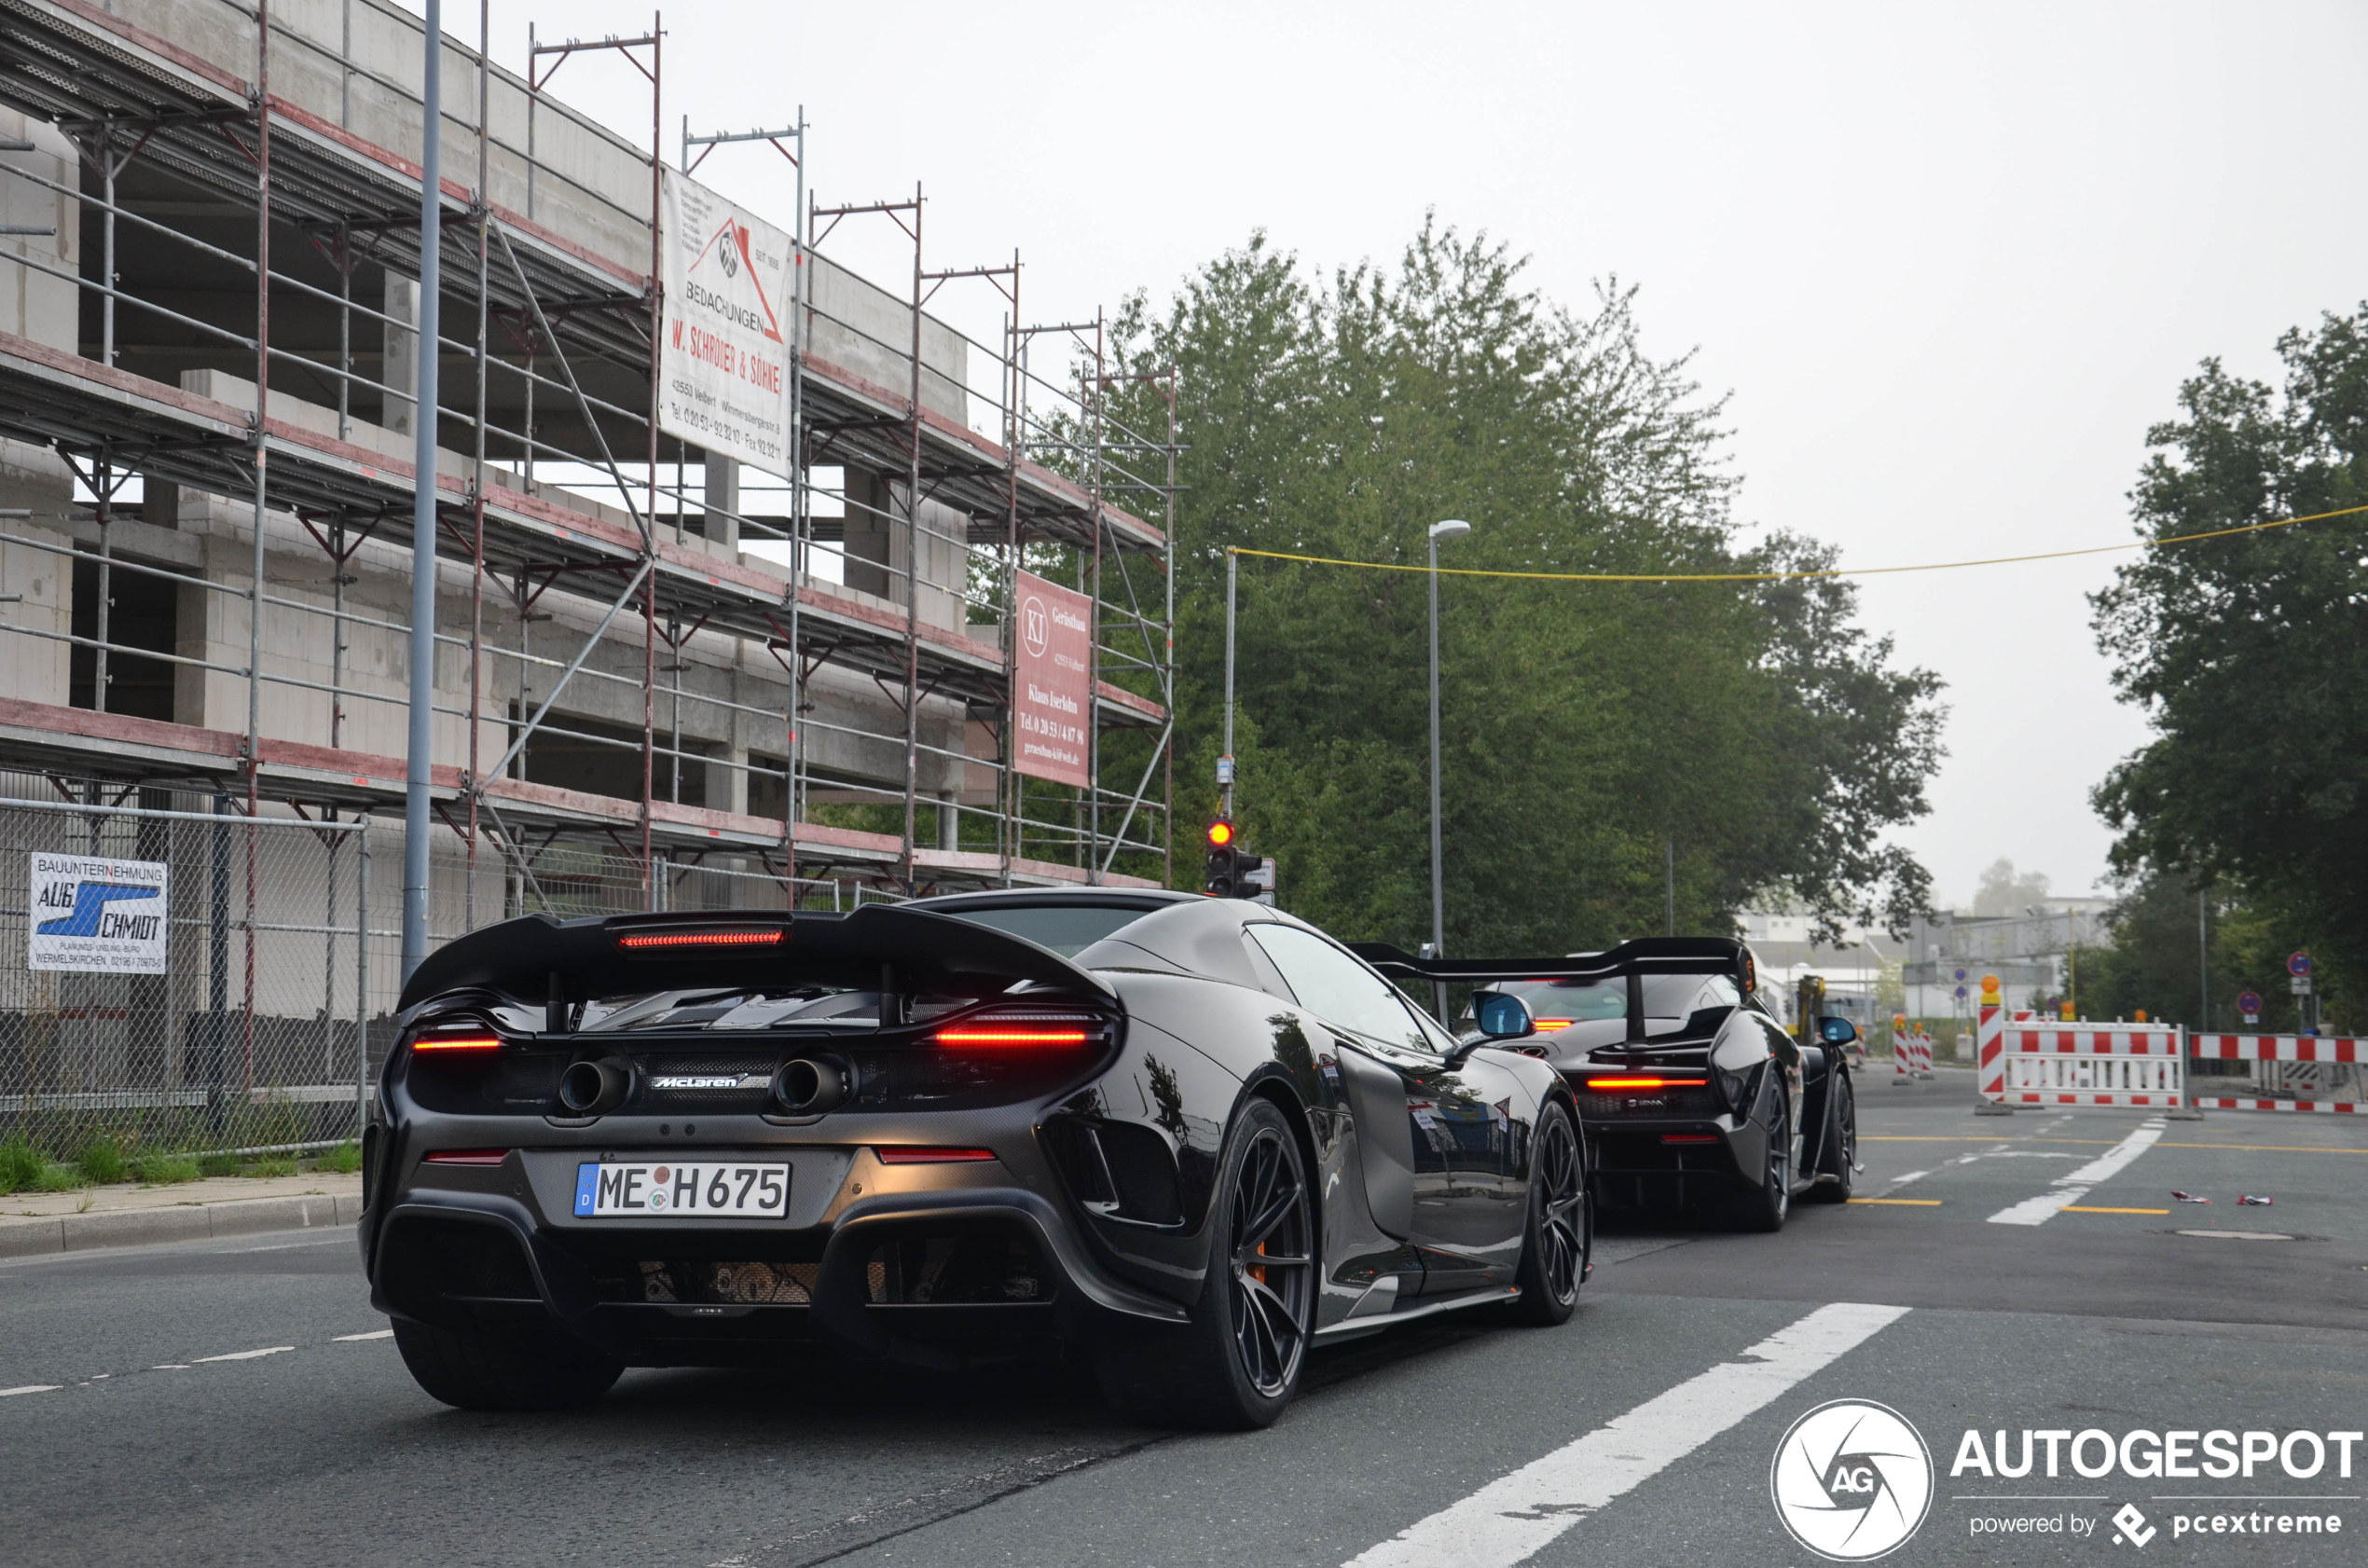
[0,0,1179,950]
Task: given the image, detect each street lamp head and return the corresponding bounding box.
[1429,518,1472,542]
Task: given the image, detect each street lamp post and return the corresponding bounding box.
[1427,519,1470,1019]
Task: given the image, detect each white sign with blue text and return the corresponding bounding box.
[28,853,168,973]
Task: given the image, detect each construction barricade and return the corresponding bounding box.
[2188,1035,2364,1113]
[1889,1018,1933,1083]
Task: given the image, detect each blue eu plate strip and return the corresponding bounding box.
[573,1162,599,1217]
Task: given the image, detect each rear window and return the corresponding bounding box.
[931,903,1154,957]
[1501,972,1740,1025]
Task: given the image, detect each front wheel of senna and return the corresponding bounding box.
[1500,1099,1587,1326]
[392,1318,623,1411]
[1092,1096,1315,1431]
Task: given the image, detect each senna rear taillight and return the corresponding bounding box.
[933,1010,1106,1049]
[1584,1076,1705,1092]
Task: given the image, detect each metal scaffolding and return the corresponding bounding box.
[0,0,1178,924]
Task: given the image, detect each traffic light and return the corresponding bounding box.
[1205,818,1243,897]
[1205,818,1276,901]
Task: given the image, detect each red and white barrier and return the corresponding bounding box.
[2188,1035,2365,1113]
[1889,1022,1934,1082]
[1994,1022,2185,1107]
[1976,987,2007,1103]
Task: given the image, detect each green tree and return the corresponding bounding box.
[2091,306,2368,994]
[1094,223,1941,952]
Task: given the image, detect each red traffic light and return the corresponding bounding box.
[1207,819,1234,847]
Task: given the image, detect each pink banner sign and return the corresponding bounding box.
[1012,570,1093,788]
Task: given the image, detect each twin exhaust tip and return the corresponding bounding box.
[554,1055,853,1117]
[770,1055,851,1115]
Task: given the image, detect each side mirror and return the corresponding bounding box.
[1818,1015,1859,1045]
[1472,990,1537,1040]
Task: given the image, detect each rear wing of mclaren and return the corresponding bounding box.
[1348,936,1758,1046]
[397,905,1117,1017]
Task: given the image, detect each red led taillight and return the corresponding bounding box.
[422,1148,509,1165]
[875,1147,998,1164]
[412,1033,503,1053]
[616,927,786,951]
[1660,1134,1721,1145]
[935,1027,1092,1046]
[933,1011,1102,1048]
[1585,1076,1705,1091]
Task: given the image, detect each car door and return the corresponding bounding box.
[1244,923,1528,1293]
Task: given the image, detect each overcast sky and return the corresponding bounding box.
[440,1,2368,910]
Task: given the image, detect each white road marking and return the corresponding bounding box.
[1887,1170,1930,1187]
[333,1329,393,1341]
[1339,1302,1911,1568]
[1988,1120,2166,1227]
[1,1384,62,1396]
[151,1365,190,1371]
[192,1346,295,1363]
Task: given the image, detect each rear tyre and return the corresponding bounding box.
[1092,1097,1315,1430]
[1802,1069,1857,1204]
[1500,1099,1587,1326]
[392,1318,623,1411]
[1736,1087,1792,1232]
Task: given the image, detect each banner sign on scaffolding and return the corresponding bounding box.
[657,169,793,477]
[28,853,168,973]
[1012,570,1093,789]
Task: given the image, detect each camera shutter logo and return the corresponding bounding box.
[2111,1504,2155,1547]
[1770,1399,1934,1560]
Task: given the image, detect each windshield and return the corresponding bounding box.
[931,902,1155,958]
[1498,972,1741,1025]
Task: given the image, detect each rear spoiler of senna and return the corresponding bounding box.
[398,905,1117,1015]
[1348,937,1755,1046]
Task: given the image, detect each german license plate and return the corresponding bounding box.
[573,1161,789,1218]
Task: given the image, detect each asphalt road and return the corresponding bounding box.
[6,1067,2364,1568]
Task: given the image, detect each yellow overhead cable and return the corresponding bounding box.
[1224,501,2368,583]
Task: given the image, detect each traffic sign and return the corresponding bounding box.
[2237,988,2264,1020]
[1953,984,1967,1001]
[1954,968,1966,983]
[2288,952,2312,977]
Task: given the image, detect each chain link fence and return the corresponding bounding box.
[1,775,904,1164]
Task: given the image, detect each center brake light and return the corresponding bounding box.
[876,1147,998,1164]
[1585,1076,1706,1091]
[617,927,787,951]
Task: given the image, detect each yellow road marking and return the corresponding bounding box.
[1849,1198,1943,1205]
[2060,1205,2170,1215]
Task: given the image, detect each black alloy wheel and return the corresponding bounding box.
[1226,1110,1315,1396]
[1502,1098,1587,1326]
[1091,1096,1315,1429]
[1803,1069,1858,1204]
[1739,1086,1792,1232]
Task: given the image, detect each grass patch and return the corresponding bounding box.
[131,1153,201,1185]
[246,1157,299,1178]
[0,1137,42,1196]
[76,1137,131,1185]
[198,1153,241,1178]
[34,1163,86,1192]
[315,1142,363,1175]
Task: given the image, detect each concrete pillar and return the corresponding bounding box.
[382,276,419,437]
[702,450,739,556]
[938,791,957,850]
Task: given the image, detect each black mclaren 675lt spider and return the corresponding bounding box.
[363,890,1590,1427]
[1359,937,1862,1230]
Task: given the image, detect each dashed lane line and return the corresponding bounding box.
[191,1346,295,1363]
[1988,1120,2166,1226]
[0,1384,62,1397]
[1849,1198,1941,1205]
[333,1329,393,1341]
[1339,1302,1911,1568]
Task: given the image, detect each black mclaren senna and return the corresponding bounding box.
[362,890,1589,1428]
[1356,938,1862,1230]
